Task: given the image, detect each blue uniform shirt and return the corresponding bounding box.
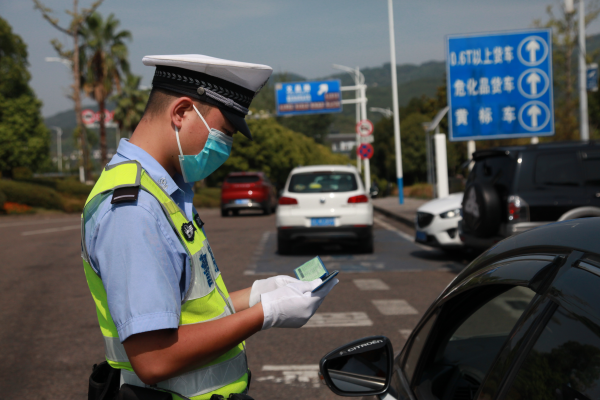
[84,139,197,342]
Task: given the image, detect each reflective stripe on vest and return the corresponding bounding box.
[81,160,248,399]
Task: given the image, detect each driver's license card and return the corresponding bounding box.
[294,256,328,281]
[294,256,339,293]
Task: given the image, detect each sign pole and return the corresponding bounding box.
[355,68,362,174]
[434,133,449,198]
[388,0,404,204]
[578,0,590,141]
[359,74,371,191]
[467,140,476,171]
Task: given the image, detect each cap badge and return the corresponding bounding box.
[181,221,196,241]
[196,87,205,96]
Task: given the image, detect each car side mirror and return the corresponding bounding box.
[319,336,393,397]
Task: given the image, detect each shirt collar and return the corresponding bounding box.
[112,139,192,196]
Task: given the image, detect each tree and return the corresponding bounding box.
[111,74,149,138]
[81,12,131,165]
[33,0,104,181]
[533,3,600,141]
[0,17,50,177]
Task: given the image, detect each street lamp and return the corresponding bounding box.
[370,107,393,118]
[387,0,404,204]
[50,126,63,173]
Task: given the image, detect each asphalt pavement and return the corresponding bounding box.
[0,207,468,400]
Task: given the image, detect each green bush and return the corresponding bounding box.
[0,179,63,210]
[21,177,92,198]
[193,187,221,208]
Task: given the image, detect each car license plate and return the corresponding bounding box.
[416,231,427,242]
[311,218,335,227]
[234,199,250,204]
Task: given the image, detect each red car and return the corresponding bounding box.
[221,172,278,217]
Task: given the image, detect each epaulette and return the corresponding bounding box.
[111,186,140,204]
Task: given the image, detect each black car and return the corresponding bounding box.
[319,218,600,400]
[460,141,600,250]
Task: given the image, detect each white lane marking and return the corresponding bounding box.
[353,279,390,291]
[372,299,418,316]
[304,312,373,327]
[0,217,79,229]
[258,365,320,387]
[399,329,413,339]
[244,231,272,274]
[21,225,80,236]
[373,216,432,251]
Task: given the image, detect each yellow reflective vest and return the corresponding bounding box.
[81,160,248,399]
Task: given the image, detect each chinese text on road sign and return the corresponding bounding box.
[356,119,374,137]
[275,80,342,116]
[446,29,554,141]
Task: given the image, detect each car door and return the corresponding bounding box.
[486,259,600,400]
[392,254,556,400]
[518,151,587,221]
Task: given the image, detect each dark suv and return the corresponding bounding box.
[459,141,600,249]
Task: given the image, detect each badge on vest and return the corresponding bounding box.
[194,214,205,229]
[181,221,196,241]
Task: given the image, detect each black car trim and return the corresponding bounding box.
[494,299,559,400]
[577,260,600,278]
[395,367,417,400]
[528,255,566,294]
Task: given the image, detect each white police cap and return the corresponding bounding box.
[143,54,273,139]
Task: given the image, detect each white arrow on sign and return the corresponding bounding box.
[527,104,542,127]
[525,39,540,63]
[526,72,541,95]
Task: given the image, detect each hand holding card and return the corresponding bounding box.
[294,256,339,293]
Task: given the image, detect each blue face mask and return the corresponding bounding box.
[175,105,233,183]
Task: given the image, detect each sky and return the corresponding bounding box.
[3,0,600,117]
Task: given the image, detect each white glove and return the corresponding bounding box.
[249,275,299,307]
[260,277,338,330]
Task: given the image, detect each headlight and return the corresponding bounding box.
[440,208,461,219]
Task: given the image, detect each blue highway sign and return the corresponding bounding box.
[446,29,554,141]
[275,80,342,116]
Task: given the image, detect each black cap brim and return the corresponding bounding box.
[219,107,252,140]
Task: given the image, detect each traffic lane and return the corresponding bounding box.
[0,213,100,399]
[246,270,457,400]
[205,211,463,400]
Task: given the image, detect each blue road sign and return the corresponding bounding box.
[275,80,342,116]
[587,64,598,92]
[446,29,554,141]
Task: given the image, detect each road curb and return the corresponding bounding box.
[373,205,415,229]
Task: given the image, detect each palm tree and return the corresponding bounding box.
[112,74,150,138]
[81,12,131,165]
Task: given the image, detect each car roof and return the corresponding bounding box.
[290,165,358,174]
[473,140,600,161]
[448,218,600,293]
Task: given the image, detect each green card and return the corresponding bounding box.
[294,256,328,281]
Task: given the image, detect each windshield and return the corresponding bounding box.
[288,172,358,193]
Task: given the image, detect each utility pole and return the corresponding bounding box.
[51,126,63,172]
[387,0,404,204]
[578,0,590,141]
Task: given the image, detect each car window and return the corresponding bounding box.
[226,175,260,184]
[505,306,600,400]
[414,286,535,400]
[288,172,358,193]
[582,151,600,187]
[534,153,582,187]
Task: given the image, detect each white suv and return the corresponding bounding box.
[276,165,373,254]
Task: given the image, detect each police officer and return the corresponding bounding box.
[81,54,338,400]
